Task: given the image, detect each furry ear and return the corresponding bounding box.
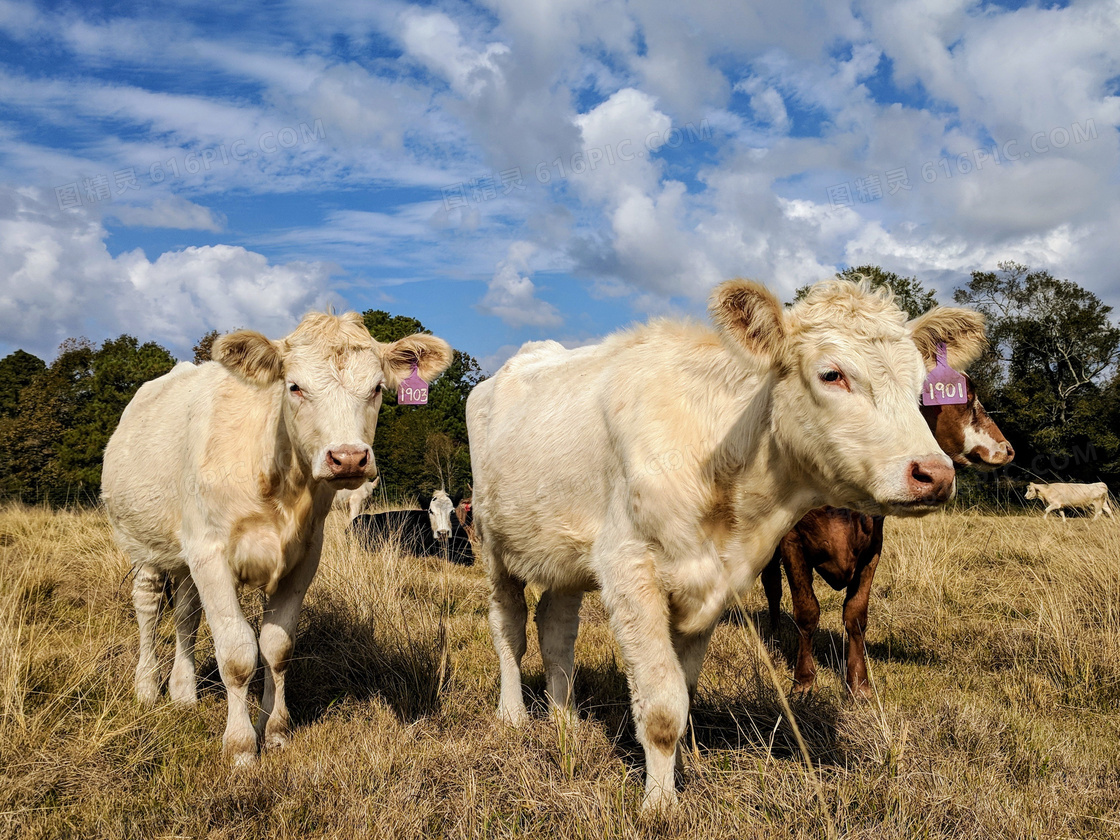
[213,330,283,386]
[417,493,432,511]
[908,307,987,371]
[451,491,464,507]
[380,334,453,390]
[709,280,786,361]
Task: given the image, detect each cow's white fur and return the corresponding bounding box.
[1026,481,1113,522]
[102,313,451,764]
[333,477,380,519]
[466,278,986,810]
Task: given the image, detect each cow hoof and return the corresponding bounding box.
[228,750,258,769]
[640,786,678,814]
[791,681,814,698]
[497,705,530,727]
[135,682,160,706]
[848,683,873,702]
[264,732,290,751]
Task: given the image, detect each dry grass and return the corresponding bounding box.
[2,502,1119,839]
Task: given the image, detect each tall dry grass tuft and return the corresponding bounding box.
[2,502,1119,838]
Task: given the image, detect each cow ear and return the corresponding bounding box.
[451,492,464,507]
[709,279,786,361]
[213,330,283,386]
[380,334,453,390]
[908,307,987,371]
[417,493,432,510]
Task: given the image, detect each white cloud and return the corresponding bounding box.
[0,187,333,359]
[106,196,225,232]
[477,241,563,329]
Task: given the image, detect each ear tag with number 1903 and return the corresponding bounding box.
[397,363,429,405]
[921,341,968,406]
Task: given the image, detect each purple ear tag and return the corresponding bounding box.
[396,363,429,405]
[921,341,968,406]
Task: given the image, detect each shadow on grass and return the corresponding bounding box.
[196,588,447,729]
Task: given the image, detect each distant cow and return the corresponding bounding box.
[762,373,1014,699]
[348,490,473,564]
[1026,481,1113,521]
[102,313,451,764]
[467,278,986,810]
[333,477,380,519]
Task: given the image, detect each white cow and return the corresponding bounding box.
[466,279,986,810]
[102,313,451,764]
[333,476,380,519]
[1026,481,1113,521]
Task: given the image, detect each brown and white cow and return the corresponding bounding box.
[466,278,986,810]
[761,373,1014,699]
[102,313,451,764]
[1026,481,1114,521]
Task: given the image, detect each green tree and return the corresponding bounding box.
[193,329,221,364]
[0,335,176,504]
[0,349,47,418]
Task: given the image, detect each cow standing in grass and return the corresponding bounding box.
[1026,481,1114,521]
[102,313,451,764]
[762,373,1014,699]
[467,278,986,810]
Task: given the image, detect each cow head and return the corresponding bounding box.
[921,373,1014,470]
[1025,483,1041,500]
[711,278,987,516]
[213,313,452,487]
[418,490,456,541]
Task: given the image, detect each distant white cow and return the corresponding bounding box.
[102,313,451,764]
[333,476,380,519]
[467,278,986,810]
[1026,481,1113,522]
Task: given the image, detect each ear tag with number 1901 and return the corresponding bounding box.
[397,363,429,405]
[921,341,968,406]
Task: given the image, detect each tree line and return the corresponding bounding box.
[2,263,1116,509]
[0,311,484,507]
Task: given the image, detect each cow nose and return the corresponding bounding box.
[436,529,450,540]
[1002,442,1015,462]
[326,445,371,478]
[906,457,955,504]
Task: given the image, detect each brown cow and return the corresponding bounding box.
[761,373,1013,699]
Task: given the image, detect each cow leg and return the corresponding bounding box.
[189,550,260,765]
[132,563,165,705]
[600,560,688,812]
[842,519,882,701]
[760,552,783,637]
[781,540,819,695]
[168,571,202,705]
[671,627,713,773]
[257,538,322,752]
[535,589,583,721]
[489,557,530,725]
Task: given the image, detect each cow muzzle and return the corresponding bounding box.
[323,444,373,481]
[900,456,956,507]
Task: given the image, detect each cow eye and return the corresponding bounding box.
[820,370,842,383]
[289,383,303,396]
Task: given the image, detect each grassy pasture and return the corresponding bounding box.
[1,502,1119,839]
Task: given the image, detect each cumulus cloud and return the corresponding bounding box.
[0,187,333,359]
[477,241,563,329]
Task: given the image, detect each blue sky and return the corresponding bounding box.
[0,0,1117,371]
